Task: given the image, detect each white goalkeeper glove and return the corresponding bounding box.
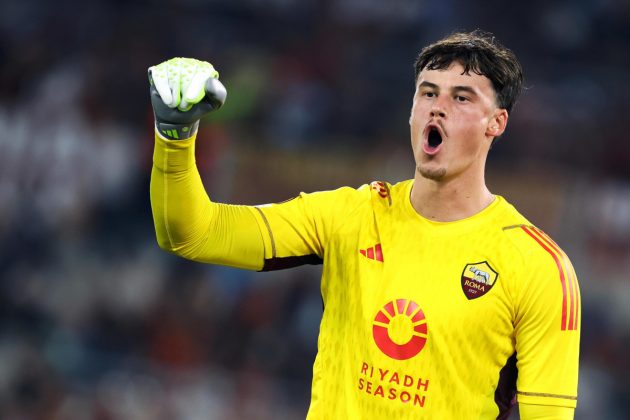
[148,57,227,140]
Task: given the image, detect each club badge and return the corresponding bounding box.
[461,261,498,300]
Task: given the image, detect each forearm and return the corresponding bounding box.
[519,403,574,420]
[150,131,265,270]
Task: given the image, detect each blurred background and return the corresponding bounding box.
[0,0,629,418]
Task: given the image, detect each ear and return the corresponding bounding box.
[486,109,508,138]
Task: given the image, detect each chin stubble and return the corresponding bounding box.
[417,165,447,181]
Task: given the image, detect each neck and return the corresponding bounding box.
[410,170,495,222]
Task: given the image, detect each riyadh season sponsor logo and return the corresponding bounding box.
[359,299,430,408]
[372,299,427,360]
[358,361,429,408]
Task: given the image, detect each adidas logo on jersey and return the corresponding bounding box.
[359,243,384,262]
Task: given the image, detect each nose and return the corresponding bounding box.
[430,105,447,119]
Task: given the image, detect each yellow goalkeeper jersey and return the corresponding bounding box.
[151,135,580,419]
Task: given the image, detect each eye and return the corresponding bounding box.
[455,95,469,103]
[423,91,436,98]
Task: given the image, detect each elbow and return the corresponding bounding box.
[152,218,184,255]
[156,236,178,254]
[155,234,199,261]
[154,229,181,255]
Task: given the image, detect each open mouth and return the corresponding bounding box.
[427,127,443,148]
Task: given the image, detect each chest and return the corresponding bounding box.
[323,217,516,341]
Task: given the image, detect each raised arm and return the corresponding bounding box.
[149,58,265,270]
[148,58,361,271]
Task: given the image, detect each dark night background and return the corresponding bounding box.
[0,0,629,418]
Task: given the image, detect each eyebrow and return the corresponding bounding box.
[418,81,439,90]
[418,81,479,97]
[452,86,479,97]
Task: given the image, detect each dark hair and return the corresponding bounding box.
[414,30,523,113]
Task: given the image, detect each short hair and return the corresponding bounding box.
[414,30,523,113]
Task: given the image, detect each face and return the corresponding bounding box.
[409,62,508,182]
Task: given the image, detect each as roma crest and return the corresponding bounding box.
[461,261,498,300]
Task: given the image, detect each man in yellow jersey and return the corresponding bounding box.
[148,31,580,419]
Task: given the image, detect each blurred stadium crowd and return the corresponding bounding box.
[0,0,629,418]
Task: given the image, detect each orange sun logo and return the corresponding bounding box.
[372,299,428,360]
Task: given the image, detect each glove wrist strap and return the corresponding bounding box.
[155,120,199,140]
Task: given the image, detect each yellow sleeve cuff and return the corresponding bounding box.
[517,390,577,409]
[153,130,197,173]
[519,402,575,419]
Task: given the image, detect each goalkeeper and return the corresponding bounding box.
[149,31,580,419]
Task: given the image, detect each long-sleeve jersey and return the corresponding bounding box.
[151,133,580,419]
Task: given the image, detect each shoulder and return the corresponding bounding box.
[493,198,576,282]
[502,223,575,279]
[291,181,394,223]
[302,179,411,208]
[498,207,577,293]
[299,182,373,209]
[494,198,574,262]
